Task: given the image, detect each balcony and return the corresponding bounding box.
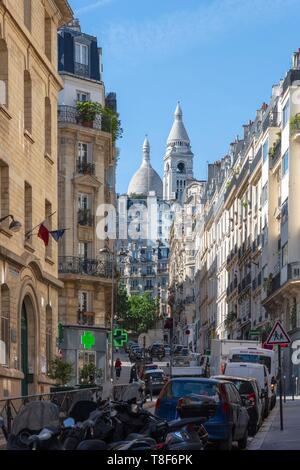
[78,209,94,226]
[58,105,101,130]
[74,62,89,77]
[77,161,95,176]
[269,140,281,168]
[290,115,300,142]
[59,256,112,278]
[77,310,95,326]
[250,147,262,173]
[235,161,249,188]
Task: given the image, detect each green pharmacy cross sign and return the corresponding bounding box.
[111,328,128,348]
[81,331,95,350]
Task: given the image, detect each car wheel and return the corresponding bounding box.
[238,429,248,449]
[248,424,257,436]
[219,431,233,450]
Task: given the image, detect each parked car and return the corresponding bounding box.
[149,343,165,360]
[224,362,272,418]
[125,341,137,353]
[212,375,264,435]
[155,378,249,450]
[164,345,171,356]
[140,363,159,379]
[144,369,167,395]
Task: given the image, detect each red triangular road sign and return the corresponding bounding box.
[266,320,291,345]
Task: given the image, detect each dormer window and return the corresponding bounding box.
[75,43,89,76]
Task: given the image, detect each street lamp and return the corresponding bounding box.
[0,214,22,232]
[99,241,127,384]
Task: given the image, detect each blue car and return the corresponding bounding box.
[155,378,249,450]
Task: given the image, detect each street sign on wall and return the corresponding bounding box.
[265,321,291,346]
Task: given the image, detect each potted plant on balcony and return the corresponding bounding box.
[76,101,102,128]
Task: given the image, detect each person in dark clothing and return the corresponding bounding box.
[129,364,138,383]
[115,358,122,380]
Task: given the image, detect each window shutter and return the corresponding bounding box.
[90,40,100,81]
[64,32,74,74]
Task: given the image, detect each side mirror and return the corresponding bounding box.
[260,390,266,399]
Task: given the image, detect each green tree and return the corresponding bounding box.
[49,356,73,386]
[127,293,159,334]
[116,283,130,326]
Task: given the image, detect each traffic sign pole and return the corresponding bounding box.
[278,345,283,431]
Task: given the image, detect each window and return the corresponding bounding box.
[282,243,288,267]
[261,183,268,206]
[282,150,289,176]
[77,91,90,102]
[0,161,9,220]
[75,43,89,65]
[177,162,185,174]
[24,71,32,133]
[45,97,51,155]
[0,285,10,366]
[283,99,290,128]
[263,140,269,162]
[281,199,288,225]
[78,142,88,164]
[24,0,32,31]
[0,39,8,106]
[24,182,32,242]
[78,241,91,259]
[44,11,52,61]
[78,291,89,312]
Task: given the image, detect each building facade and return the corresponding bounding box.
[171,51,300,391]
[0,0,72,398]
[57,20,118,383]
[119,137,170,318]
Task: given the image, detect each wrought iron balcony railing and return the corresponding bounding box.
[58,105,101,130]
[77,310,95,326]
[59,256,112,278]
[74,62,89,77]
[77,161,95,175]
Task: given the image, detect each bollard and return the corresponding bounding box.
[292,375,295,401]
[283,376,286,403]
[149,377,153,402]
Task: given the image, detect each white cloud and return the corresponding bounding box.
[75,0,114,15]
[101,0,298,62]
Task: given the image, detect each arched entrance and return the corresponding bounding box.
[20,296,36,396]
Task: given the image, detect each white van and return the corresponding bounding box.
[224,362,272,417]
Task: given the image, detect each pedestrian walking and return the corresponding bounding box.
[115,357,122,380]
[129,364,138,383]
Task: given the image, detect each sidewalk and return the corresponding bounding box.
[248,397,300,450]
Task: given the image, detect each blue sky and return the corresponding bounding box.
[70,0,300,195]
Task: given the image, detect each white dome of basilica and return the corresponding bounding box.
[127,136,163,198]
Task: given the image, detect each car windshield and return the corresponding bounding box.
[231,354,271,373]
[171,381,218,399]
[146,372,164,379]
[226,379,254,395]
